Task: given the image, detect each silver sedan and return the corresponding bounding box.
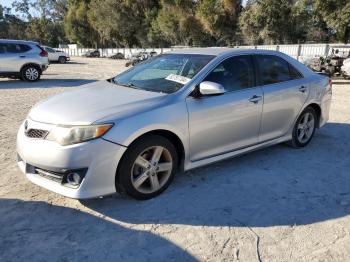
[17,48,332,200]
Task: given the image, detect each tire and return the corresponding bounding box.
[116,135,178,200]
[20,65,41,82]
[287,107,317,148]
[58,56,67,64]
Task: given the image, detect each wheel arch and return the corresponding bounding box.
[20,63,42,74]
[305,103,322,128]
[114,129,186,193]
[58,56,67,62]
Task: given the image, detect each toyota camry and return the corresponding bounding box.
[17,48,332,200]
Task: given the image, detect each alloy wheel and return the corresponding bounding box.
[25,68,39,81]
[297,112,315,144]
[131,146,173,194]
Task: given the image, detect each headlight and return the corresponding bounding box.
[46,124,113,146]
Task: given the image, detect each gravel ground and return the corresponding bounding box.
[0,57,349,262]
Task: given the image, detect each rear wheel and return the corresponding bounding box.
[288,107,317,148]
[20,65,41,81]
[58,56,67,64]
[116,135,178,200]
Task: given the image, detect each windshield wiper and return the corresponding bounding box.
[112,79,141,90]
[125,82,141,89]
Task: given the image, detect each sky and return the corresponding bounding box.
[0,0,14,8]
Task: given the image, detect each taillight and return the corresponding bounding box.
[40,50,48,57]
[36,45,48,57]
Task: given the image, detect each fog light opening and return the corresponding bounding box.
[66,172,82,186]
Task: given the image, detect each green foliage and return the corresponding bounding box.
[0,5,7,38]
[2,1,66,46]
[0,4,27,40]
[239,0,350,45]
[64,0,98,47]
[1,0,350,47]
[315,0,350,43]
[26,17,66,46]
[150,0,215,47]
[88,0,159,47]
[197,0,241,45]
[240,0,295,44]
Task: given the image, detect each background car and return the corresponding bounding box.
[341,58,350,79]
[125,51,151,67]
[82,50,100,57]
[43,46,70,63]
[149,51,158,57]
[109,52,125,59]
[0,39,49,81]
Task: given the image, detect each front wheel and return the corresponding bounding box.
[116,135,178,200]
[288,107,317,148]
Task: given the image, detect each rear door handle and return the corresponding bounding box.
[19,55,26,58]
[249,95,262,104]
[299,86,307,93]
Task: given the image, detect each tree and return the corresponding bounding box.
[315,0,350,43]
[65,0,98,47]
[292,0,330,43]
[88,0,160,47]
[197,0,242,45]
[150,0,213,46]
[0,5,8,38]
[239,3,263,44]
[239,0,315,45]
[0,4,27,40]
[10,0,67,46]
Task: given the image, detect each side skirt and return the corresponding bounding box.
[185,135,292,171]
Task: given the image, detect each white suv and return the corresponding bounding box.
[43,46,70,63]
[0,39,49,81]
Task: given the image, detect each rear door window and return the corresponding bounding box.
[289,64,303,79]
[0,43,6,54]
[5,43,31,53]
[256,55,294,85]
[45,47,56,53]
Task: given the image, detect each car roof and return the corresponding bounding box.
[167,47,285,57]
[0,39,39,45]
[167,47,316,78]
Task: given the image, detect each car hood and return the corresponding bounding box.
[29,80,166,125]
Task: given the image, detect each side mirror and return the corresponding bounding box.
[199,81,225,96]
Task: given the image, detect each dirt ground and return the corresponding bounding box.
[0,57,349,262]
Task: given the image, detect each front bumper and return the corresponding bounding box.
[17,121,127,199]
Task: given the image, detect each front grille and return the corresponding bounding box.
[25,129,48,139]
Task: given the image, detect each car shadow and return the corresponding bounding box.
[1,123,349,261]
[48,61,87,65]
[0,79,95,89]
[0,198,196,262]
[332,80,350,85]
[81,122,350,228]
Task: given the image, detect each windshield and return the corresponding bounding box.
[113,54,214,93]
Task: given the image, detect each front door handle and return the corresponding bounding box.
[249,95,262,104]
[299,86,307,93]
[19,55,26,58]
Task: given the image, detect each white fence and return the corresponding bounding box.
[57,44,350,60]
[56,47,172,59]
